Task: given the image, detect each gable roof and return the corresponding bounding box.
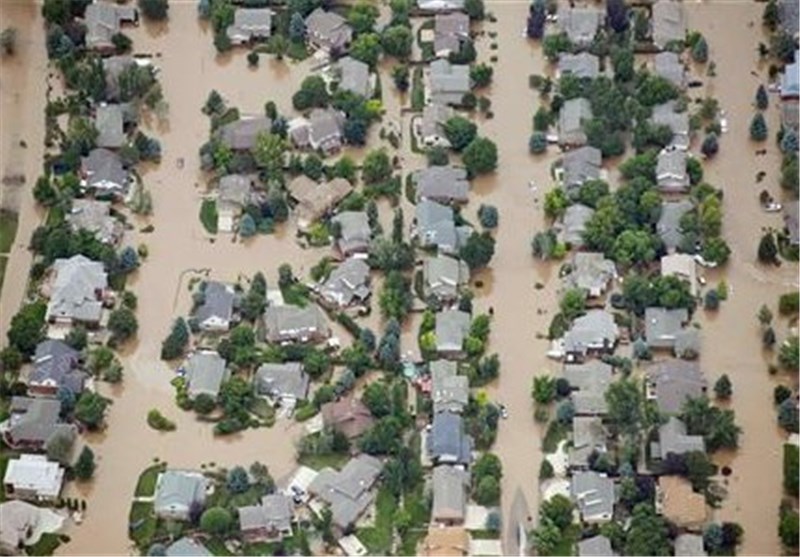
[185,351,228,398]
[430,359,469,413]
[652,0,686,49]
[81,148,129,195]
[30,340,85,394]
[424,255,469,301]
[321,395,376,439]
[558,52,600,79]
[559,98,593,141]
[435,309,471,353]
[67,199,121,245]
[305,8,353,52]
[432,466,469,522]
[218,116,272,150]
[429,412,473,465]
[653,416,705,458]
[563,310,619,356]
[263,304,330,343]
[166,537,212,557]
[434,13,469,55]
[429,59,471,105]
[414,166,470,204]
[646,360,707,414]
[657,475,707,528]
[195,281,235,327]
[288,175,353,230]
[651,101,690,149]
[307,454,383,530]
[653,52,686,89]
[332,211,371,254]
[656,149,689,192]
[46,255,107,323]
[557,6,602,45]
[416,199,463,253]
[565,252,616,297]
[102,56,136,101]
[657,199,693,252]
[561,146,602,192]
[337,56,371,98]
[238,493,293,534]
[0,500,47,552]
[644,307,689,349]
[421,103,453,143]
[578,535,614,556]
[5,397,75,448]
[308,108,345,149]
[319,258,371,308]
[560,203,595,247]
[675,534,706,557]
[226,8,273,43]
[154,471,208,514]
[84,2,136,51]
[785,200,800,245]
[254,362,309,401]
[570,416,607,468]
[218,174,255,210]
[94,104,125,149]
[564,360,613,415]
[571,471,615,522]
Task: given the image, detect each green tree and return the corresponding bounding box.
[470,63,493,88]
[532,518,563,556]
[779,336,799,370]
[713,374,732,399]
[381,25,412,59]
[755,84,769,110]
[292,75,329,111]
[348,2,379,34]
[108,308,138,346]
[161,318,190,360]
[464,0,484,19]
[226,466,250,494]
[75,392,109,430]
[529,132,547,154]
[391,64,410,91]
[532,375,556,405]
[362,381,392,418]
[349,33,382,67]
[7,301,46,357]
[540,494,573,531]
[758,231,779,264]
[253,132,287,179]
[701,133,719,158]
[605,379,643,435]
[379,271,413,321]
[750,112,768,141]
[194,393,216,415]
[462,137,498,176]
[527,0,546,39]
[200,507,232,536]
[691,35,708,63]
[443,116,477,152]
[474,475,500,505]
[624,504,671,556]
[289,12,306,41]
[763,0,780,30]
[478,205,499,229]
[74,446,96,480]
[611,46,634,82]
[45,428,76,464]
[543,188,569,220]
[303,350,332,379]
[780,506,799,549]
[559,289,586,321]
[138,0,169,20]
[784,444,798,496]
[460,231,495,270]
[362,148,392,184]
[612,229,657,268]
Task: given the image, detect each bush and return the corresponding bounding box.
[462,137,498,176]
[200,199,218,234]
[147,409,176,431]
[779,292,799,316]
[139,0,169,20]
[200,507,232,536]
[701,133,719,158]
[247,51,259,67]
[478,205,499,229]
[784,444,798,496]
[160,318,190,361]
[750,112,768,141]
[74,446,96,480]
[529,132,547,154]
[539,459,554,480]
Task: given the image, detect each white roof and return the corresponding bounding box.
[4,455,64,499]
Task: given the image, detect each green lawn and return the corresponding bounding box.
[128,501,157,550]
[205,537,233,556]
[297,451,349,471]
[356,488,396,555]
[551,524,580,556]
[242,539,295,556]
[200,199,218,234]
[0,257,8,295]
[542,420,570,453]
[280,283,309,307]
[25,533,61,556]
[0,210,19,254]
[134,463,165,497]
[411,67,424,112]
[0,450,16,503]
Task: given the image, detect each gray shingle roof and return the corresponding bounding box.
[656,149,689,192]
[578,535,614,556]
[558,53,600,79]
[432,465,469,522]
[30,340,85,394]
[650,101,690,150]
[564,360,613,415]
[307,454,383,530]
[194,282,235,329]
[67,199,121,245]
[570,416,607,468]
[561,146,602,193]
[416,199,460,253]
[154,471,208,518]
[308,108,345,152]
[81,148,129,196]
[319,258,371,308]
[332,211,371,255]
[6,397,75,448]
[646,359,707,414]
[337,56,371,98]
[784,200,799,246]
[429,59,471,106]
[185,351,228,398]
[657,199,693,251]
[434,13,469,55]
[674,534,706,557]
[780,0,799,36]
[255,362,309,401]
[414,166,469,204]
[559,98,593,146]
[645,307,689,349]
[421,103,453,144]
[560,203,595,247]
[218,116,272,150]
[46,255,107,324]
[218,174,255,210]
[563,310,619,357]
[238,493,293,534]
[102,56,136,102]
[424,255,469,302]
[435,309,471,354]
[263,304,330,344]
[226,8,273,44]
[653,416,705,459]
[652,0,686,49]
[653,52,686,89]
[428,412,473,465]
[557,6,602,46]
[565,252,616,298]
[571,471,615,523]
[305,8,353,52]
[430,359,469,413]
[166,537,212,557]
[85,2,137,51]
[95,104,125,149]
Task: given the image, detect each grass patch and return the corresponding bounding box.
[250,397,276,427]
[242,539,295,555]
[280,283,309,307]
[297,451,349,471]
[551,524,580,556]
[0,257,7,296]
[25,533,61,556]
[0,210,19,253]
[411,67,425,112]
[287,41,310,61]
[356,487,396,555]
[542,420,570,453]
[204,537,234,556]
[471,529,501,539]
[200,199,218,234]
[134,463,166,497]
[128,501,157,550]
[397,485,430,555]
[207,482,267,510]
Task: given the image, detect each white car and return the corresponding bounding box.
[499,404,509,419]
[694,254,719,268]
[764,202,783,212]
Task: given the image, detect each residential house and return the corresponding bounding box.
[217,116,272,151]
[263,304,331,344]
[226,8,273,45]
[650,417,705,460]
[652,0,686,50]
[557,6,602,47]
[656,475,706,529]
[307,454,383,531]
[781,52,799,99]
[414,166,470,205]
[417,0,465,11]
[29,339,86,397]
[331,211,371,256]
[651,101,690,150]
[434,13,470,57]
[94,104,126,149]
[559,203,595,248]
[81,148,131,198]
[646,360,707,414]
[238,494,293,542]
[305,8,353,53]
[563,360,613,416]
[336,56,372,98]
[431,466,469,525]
[102,56,136,102]
[784,200,799,246]
[84,1,137,52]
[254,362,309,408]
[564,252,616,298]
[217,174,255,233]
[194,281,236,332]
[288,175,353,231]
[558,52,600,79]
[662,254,697,296]
[570,416,608,469]
[421,526,469,557]
[1,397,76,451]
[430,360,469,414]
[153,470,209,521]
[657,199,693,253]
[428,412,473,466]
[781,99,799,131]
[308,108,346,154]
[653,52,686,89]
[560,146,602,195]
[558,98,593,147]
[435,309,471,358]
[779,0,799,38]
[45,255,109,328]
[0,500,63,555]
[3,455,64,502]
[644,307,690,350]
[415,199,471,255]
[419,103,454,148]
[675,534,706,557]
[673,327,701,360]
[563,310,619,361]
[428,59,471,106]
[321,395,376,441]
[319,258,371,308]
[577,535,615,557]
[656,149,689,193]
[423,255,469,303]
[166,537,212,557]
[184,351,229,399]
[570,471,615,524]
[66,199,122,245]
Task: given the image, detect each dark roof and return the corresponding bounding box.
[30,340,85,394]
[428,413,473,465]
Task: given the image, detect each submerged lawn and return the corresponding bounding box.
[128,501,157,550]
[0,210,19,254]
[134,463,165,497]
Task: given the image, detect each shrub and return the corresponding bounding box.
[147,409,176,431]
[750,112,768,141]
[478,204,499,229]
[779,292,799,316]
[529,132,547,154]
[784,444,799,496]
[200,507,232,536]
[74,446,96,480]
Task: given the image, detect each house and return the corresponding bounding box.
[646,360,707,414]
[153,470,209,521]
[563,360,613,416]
[421,526,469,557]
[319,258,371,308]
[45,255,109,328]
[783,56,800,98]
[305,8,353,53]
[414,166,470,205]
[779,0,799,38]
[81,148,131,198]
[66,199,122,245]
[652,0,686,50]
[428,59,471,106]
[1,397,76,451]
[3,455,65,502]
[321,395,375,441]
[781,99,800,131]
[558,52,600,79]
[430,360,469,414]
[657,199,693,253]
[102,56,135,101]
[653,52,686,89]
[577,535,614,557]
[651,101,690,150]
[238,494,293,542]
[432,466,469,525]
[564,252,616,298]
[657,476,706,529]
[194,281,236,332]
[675,534,706,557]
[656,149,689,192]
[29,339,86,397]
[434,13,470,57]
[0,500,64,555]
[650,417,705,460]
[310,108,346,154]
[331,211,371,256]
[557,6,602,47]
[419,103,454,148]
[217,174,256,233]
[559,203,595,248]
[417,0,465,11]
[423,255,469,303]
[263,304,331,344]
[226,8,273,45]
[560,146,602,194]
[288,175,353,231]
[673,328,701,360]
[570,417,607,469]
[254,362,309,407]
[570,471,615,524]
[784,201,799,246]
[415,199,471,255]
[166,537,212,557]
[645,307,690,350]
[563,310,619,361]
[93,104,126,149]
[336,56,371,98]
[558,98,593,147]
[184,351,228,399]
[435,309,471,358]
[307,454,383,531]
[217,116,272,151]
[428,412,473,466]
[662,252,698,293]
[84,1,137,52]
